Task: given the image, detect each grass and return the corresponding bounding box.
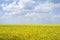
[0,24,60,40]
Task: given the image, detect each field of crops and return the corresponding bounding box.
[0,24,60,40]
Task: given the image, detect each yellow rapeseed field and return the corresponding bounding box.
[0,24,60,40]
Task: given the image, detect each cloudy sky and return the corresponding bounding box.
[0,0,60,24]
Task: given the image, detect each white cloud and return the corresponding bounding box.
[1,0,34,16]
[52,14,60,19]
[34,2,55,13]
[2,1,23,11]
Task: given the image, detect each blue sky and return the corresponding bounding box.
[0,0,60,24]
